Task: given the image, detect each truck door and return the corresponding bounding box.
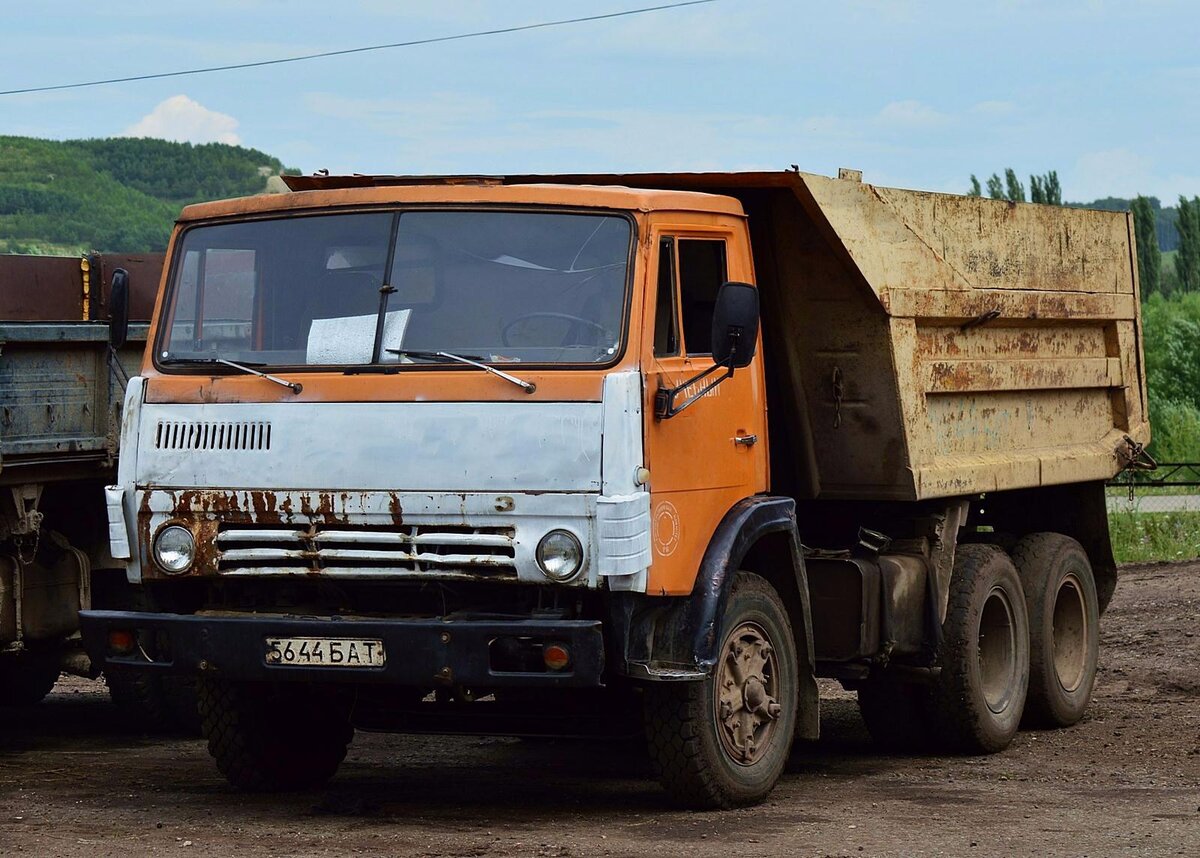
[642,225,768,595]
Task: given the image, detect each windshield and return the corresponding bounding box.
[158,209,632,368]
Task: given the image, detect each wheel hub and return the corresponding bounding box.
[715,622,783,765]
[1052,573,1089,693]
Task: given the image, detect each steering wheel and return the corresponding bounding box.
[501,312,612,347]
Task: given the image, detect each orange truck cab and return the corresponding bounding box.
[82,170,1149,807]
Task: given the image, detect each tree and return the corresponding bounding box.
[1004,169,1026,203]
[1044,171,1061,205]
[1132,196,1161,296]
[1030,171,1062,205]
[986,173,1005,200]
[970,169,1061,204]
[1176,196,1200,293]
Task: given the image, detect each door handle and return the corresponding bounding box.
[734,433,758,447]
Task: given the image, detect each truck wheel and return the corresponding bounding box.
[643,572,798,808]
[0,652,60,706]
[1011,533,1099,728]
[932,544,1030,753]
[197,678,353,791]
[857,677,933,751]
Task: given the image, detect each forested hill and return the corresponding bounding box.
[0,136,293,254]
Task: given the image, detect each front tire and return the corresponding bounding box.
[932,544,1030,753]
[197,679,353,791]
[644,572,799,808]
[1011,533,1099,728]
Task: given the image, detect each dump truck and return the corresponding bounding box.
[0,253,186,718]
[80,169,1150,807]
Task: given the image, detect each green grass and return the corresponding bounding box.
[1162,248,1177,272]
[1108,510,1200,564]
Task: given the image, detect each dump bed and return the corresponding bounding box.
[286,170,1152,502]
[743,170,1147,501]
[0,254,162,484]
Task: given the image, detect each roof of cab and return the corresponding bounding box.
[177,178,746,222]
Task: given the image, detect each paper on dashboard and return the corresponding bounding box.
[306,309,410,364]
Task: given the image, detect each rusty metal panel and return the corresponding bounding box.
[0,254,163,323]
[786,172,1149,500]
[0,256,84,320]
[93,253,164,321]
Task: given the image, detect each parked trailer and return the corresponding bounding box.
[82,170,1149,806]
[0,254,166,709]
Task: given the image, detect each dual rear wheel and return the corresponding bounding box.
[858,534,1100,753]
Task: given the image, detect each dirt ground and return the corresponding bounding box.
[1,563,1197,858]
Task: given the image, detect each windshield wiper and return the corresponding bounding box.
[386,349,536,394]
[161,356,303,394]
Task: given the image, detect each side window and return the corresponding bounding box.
[678,239,727,356]
[653,237,679,357]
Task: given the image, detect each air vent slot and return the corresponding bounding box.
[214,523,517,579]
[154,420,272,451]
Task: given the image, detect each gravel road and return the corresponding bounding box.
[1,563,1197,857]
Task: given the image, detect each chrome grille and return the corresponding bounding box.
[215,523,516,579]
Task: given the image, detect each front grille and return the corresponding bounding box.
[155,420,272,451]
[215,523,517,579]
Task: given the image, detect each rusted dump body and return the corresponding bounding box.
[287,171,1149,502]
[761,172,1149,502]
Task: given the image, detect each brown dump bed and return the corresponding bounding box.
[287,170,1151,502]
[741,170,1147,502]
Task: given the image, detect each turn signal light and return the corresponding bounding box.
[543,643,571,672]
[108,629,136,654]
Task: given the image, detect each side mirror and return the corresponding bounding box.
[654,281,761,419]
[711,281,759,369]
[109,268,130,349]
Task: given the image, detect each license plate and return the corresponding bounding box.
[264,637,386,668]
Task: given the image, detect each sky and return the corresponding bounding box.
[1,0,1198,203]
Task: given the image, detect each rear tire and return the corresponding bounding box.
[644,572,798,808]
[197,678,352,791]
[931,544,1029,754]
[1011,533,1099,728]
[0,651,60,706]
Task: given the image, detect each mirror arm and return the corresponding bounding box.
[655,357,735,419]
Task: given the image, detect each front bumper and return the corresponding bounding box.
[80,609,605,688]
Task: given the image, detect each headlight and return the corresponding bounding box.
[153,525,195,574]
[536,530,583,581]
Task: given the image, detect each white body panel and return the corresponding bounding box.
[113,374,652,590]
[135,401,603,493]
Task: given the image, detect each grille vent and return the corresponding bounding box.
[215,523,517,579]
[154,420,271,451]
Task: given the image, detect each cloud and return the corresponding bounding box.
[1065,148,1200,202]
[970,100,1016,116]
[876,100,951,128]
[122,95,242,145]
